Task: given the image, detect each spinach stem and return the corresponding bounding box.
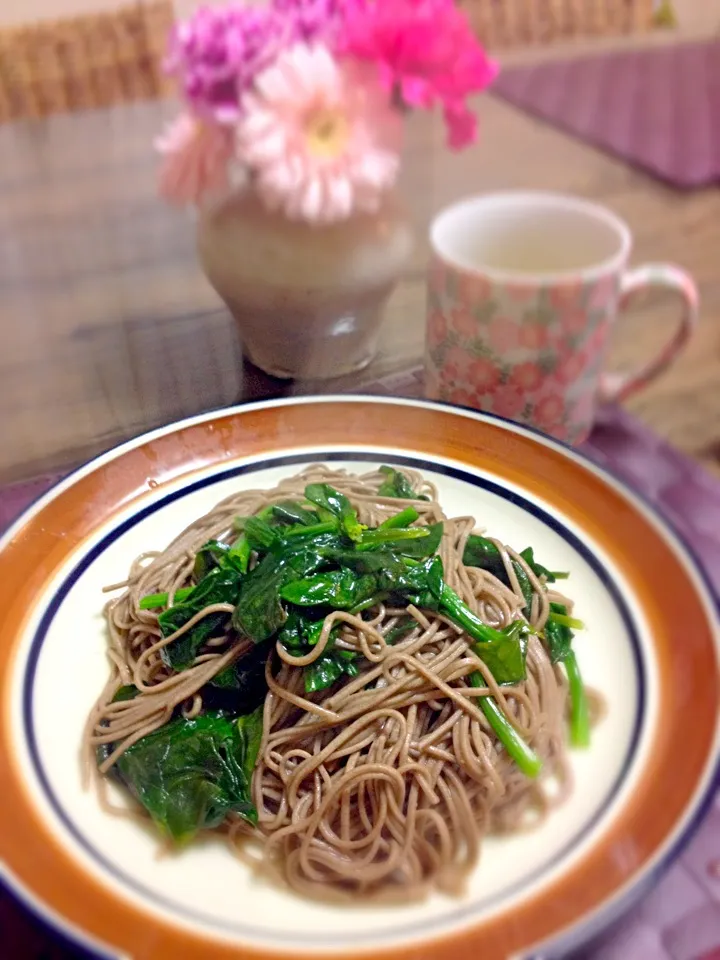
[470,672,542,777]
[378,507,419,530]
[565,651,590,747]
[549,611,585,631]
[349,592,390,615]
[356,527,429,551]
[439,583,523,647]
[283,521,337,539]
[139,586,193,610]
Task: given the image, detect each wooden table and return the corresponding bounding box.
[2,45,719,485]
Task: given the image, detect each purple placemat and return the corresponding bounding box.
[492,40,720,189]
[1,402,719,960]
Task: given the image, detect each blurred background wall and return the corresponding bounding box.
[0,0,715,33]
[0,0,264,27]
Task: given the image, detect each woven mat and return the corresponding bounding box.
[491,40,720,189]
[2,381,719,960]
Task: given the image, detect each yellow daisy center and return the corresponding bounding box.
[305,108,349,158]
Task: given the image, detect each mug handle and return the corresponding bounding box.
[599,263,699,403]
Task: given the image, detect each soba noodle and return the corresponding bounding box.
[86,465,597,901]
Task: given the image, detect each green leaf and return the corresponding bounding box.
[396,522,444,559]
[463,535,545,610]
[549,611,585,631]
[384,617,415,645]
[377,555,444,608]
[276,610,355,694]
[436,576,529,684]
[271,501,319,527]
[207,640,271,714]
[158,566,240,671]
[208,666,240,689]
[277,608,313,653]
[472,619,529,685]
[514,562,535,611]
[112,685,139,703]
[243,517,279,553]
[278,608,342,655]
[232,534,342,642]
[193,539,231,582]
[282,521,338,540]
[280,570,377,609]
[519,546,565,583]
[463,534,508,582]
[232,561,286,643]
[356,526,431,552]
[236,706,264,783]
[544,602,574,664]
[377,466,429,501]
[304,483,365,542]
[115,713,259,844]
[304,649,359,693]
[227,534,251,574]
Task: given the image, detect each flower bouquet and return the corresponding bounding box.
[157,0,497,379]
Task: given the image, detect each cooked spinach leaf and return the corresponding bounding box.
[235,707,264,783]
[462,535,535,610]
[193,539,231,581]
[462,534,508,582]
[519,546,566,583]
[377,466,429,501]
[393,521,444,559]
[115,712,261,844]
[544,602,574,664]
[243,516,279,553]
[277,609,354,694]
[305,648,359,693]
[471,619,529,685]
[271,501,319,527]
[280,569,377,609]
[158,565,240,671]
[384,617,416,645]
[304,483,365,542]
[232,530,347,643]
[207,641,271,714]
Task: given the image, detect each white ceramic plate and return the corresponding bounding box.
[0,398,717,960]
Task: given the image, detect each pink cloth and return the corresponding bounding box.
[492,40,720,189]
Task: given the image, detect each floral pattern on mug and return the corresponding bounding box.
[425,258,622,444]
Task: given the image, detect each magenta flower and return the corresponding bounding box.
[166,5,289,123]
[342,0,498,149]
[271,0,351,44]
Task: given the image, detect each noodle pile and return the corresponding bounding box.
[86,466,586,901]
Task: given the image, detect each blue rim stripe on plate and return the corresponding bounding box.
[20,450,645,950]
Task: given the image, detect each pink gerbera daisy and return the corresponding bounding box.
[155,114,232,205]
[235,44,401,224]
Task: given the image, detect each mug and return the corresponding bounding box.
[425,192,699,444]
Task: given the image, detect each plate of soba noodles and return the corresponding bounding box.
[0,397,717,960]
